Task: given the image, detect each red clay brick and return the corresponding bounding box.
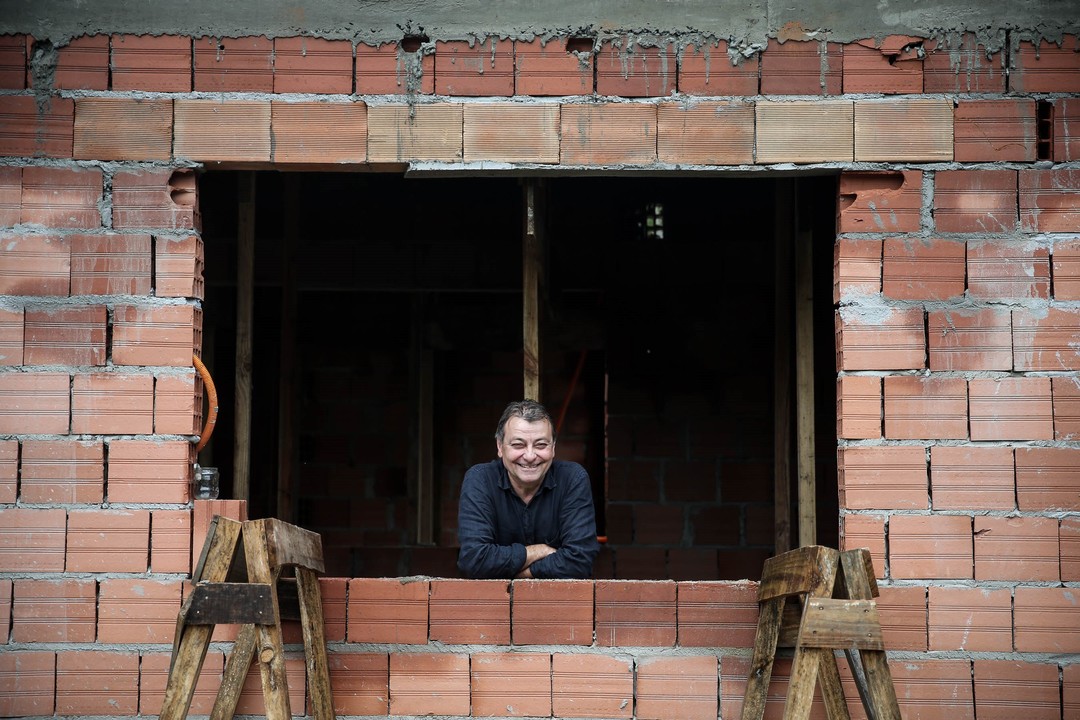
[21,165,102,228]
[882,237,965,300]
[595,580,676,646]
[429,578,510,644]
[51,35,109,90]
[326,653,388,716]
[0,307,20,369]
[760,38,842,95]
[0,95,73,158]
[20,439,102,504]
[271,101,368,164]
[596,37,674,97]
[69,233,152,296]
[835,306,925,371]
[1053,376,1080,440]
[366,103,462,162]
[884,376,967,440]
[150,509,191,574]
[156,234,204,299]
[1063,517,1080,581]
[839,170,922,233]
[877,585,927,651]
[667,547,720,581]
[67,508,149,573]
[0,372,70,434]
[839,445,927,510]
[191,499,246,568]
[657,101,754,165]
[355,42,434,94]
[112,304,198,367]
[633,504,685,545]
[968,240,1050,299]
[107,439,191,504]
[1054,97,1080,162]
[389,653,469,715]
[73,97,173,161]
[954,99,1037,162]
[552,653,633,719]
[23,304,105,366]
[923,34,1004,92]
[193,35,273,92]
[139,651,223,716]
[927,586,1011,652]
[0,508,65,571]
[111,34,192,92]
[974,660,1059,720]
[676,581,757,647]
[435,38,514,96]
[154,371,197,435]
[1014,586,1080,653]
[928,308,1012,372]
[664,459,720,503]
[843,36,923,94]
[889,514,972,580]
[174,98,271,163]
[471,652,551,717]
[969,376,1053,441]
[463,103,559,163]
[757,99,854,163]
[71,372,153,435]
[0,165,20,226]
[0,651,55,716]
[1020,168,1080,233]
[1012,35,1080,93]
[855,98,953,162]
[111,167,198,230]
[1054,238,1080,300]
[1013,307,1080,371]
[840,514,885,576]
[347,577,429,644]
[833,238,881,302]
[1015,446,1080,511]
[514,37,592,96]
[975,515,1058,581]
[0,578,9,643]
[12,578,96,643]
[273,36,352,94]
[933,169,1017,233]
[889,659,975,720]
[512,578,592,645]
[689,505,739,545]
[678,40,758,95]
[98,578,181,644]
[0,233,69,296]
[636,655,717,720]
[0,440,14,502]
[561,103,657,165]
[56,650,139,715]
[930,445,1015,511]
[0,34,26,90]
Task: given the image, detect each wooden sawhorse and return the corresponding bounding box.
[740,545,901,720]
[159,516,334,720]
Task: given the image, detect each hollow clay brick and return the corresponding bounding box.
[967,240,1050,300]
[928,308,1012,372]
[514,37,593,96]
[271,101,368,164]
[969,376,1053,441]
[636,656,718,720]
[326,653,389,716]
[97,579,181,644]
[657,101,754,165]
[1019,168,1080,233]
[174,99,271,163]
[934,169,1017,234]
[1052,376,1080,440]
[760,38,842,95]
[876,585,928,651]
[139,651,224,716]
[112,167,198,230]
[1015,446,1080,511]
[389,653,469,716]
[0,95,73,158]
[595,580,676,646]
[839,445,927,509]
[889,514,972,580]
[552,654,633,719]
[0,372,70,435]
[676,581,758,647]
[435,38,514,97]
[69,233,153,296]
[512,578,593,645]
[0,440,15,503]
[463,103,559,164]
[0,34,26,90]
[561,103,657,165]
[930,446,1015,511]
[12,578,96,643]
[954,99,1037,162]
[347,577,428,644]
[71,372,153,435]
[1013,307,1080,372]
[73,97,173,162]
[355,42,434,95]
[21,165,102,229]
[1014,586,1080,653]
[974,515,1059,582]
[885,375,968,440]
[107,439,191,504]
[112,304,198,367]
[839,170,922,233]
[882,237,965,301]
[471,653,552,717]
[194,35,273,92]
[366,103,463,163]
[833,238,882,302]
[429,578,510,644]
[835,306,925,371]
[150,509,191,574]
[1012,35,1080,93]
[111,34,192,92]
[596,37,674,97]
[24,305,107,366]
[923,34,1004,92]
[928,586,1011,652]
[273,36,353,94]
[843,37,924,94]
[0,165,20,226]
[678,40,758,95]
[66,508,150,573]
[974,660,1060,720]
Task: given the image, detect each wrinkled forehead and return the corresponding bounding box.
[501,416,554,443]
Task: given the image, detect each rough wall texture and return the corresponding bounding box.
[0,5,1079,719]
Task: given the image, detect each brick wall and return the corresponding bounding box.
[0,27,1078,720]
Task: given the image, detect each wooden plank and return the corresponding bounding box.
[276,175,299,522]
[160,518,242,720]
[781,647,826,720]
[798,599,884,651]
[233,172,256,502]
[740,596,787,720]
[522,179,542,402]
[262,517,325,572]
[212,622,258,720]
[759,545,839,601]
[773,177,794,555]
[297,566,335,720]
[184,583,274,625]
[794,182,816,548]
[840,551,901,720]
[243,519,291,720]
[816,651,851,720]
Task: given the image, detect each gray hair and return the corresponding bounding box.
[495,399,555,443]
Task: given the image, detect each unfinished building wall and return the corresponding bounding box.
[0,11,1078,720]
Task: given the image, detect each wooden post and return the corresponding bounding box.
[522,179,543,402]
[234,172,256,502]
[794,183,816,548]
[409,296,435,546]
[773,178,794,555]
[276,176,299,522]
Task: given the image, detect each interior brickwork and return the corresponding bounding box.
[0,26,1078,720]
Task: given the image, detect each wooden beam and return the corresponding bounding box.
[522,179,543,402]
[794,182,816,548]
[234,172,256,502]
[773,178,794,555]
[277,176,299,522]
[409,296,435,545]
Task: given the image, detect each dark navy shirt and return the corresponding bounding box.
[457,458,600,579]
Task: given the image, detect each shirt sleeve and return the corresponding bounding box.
[527,465,600,579]
[456,465,528,579]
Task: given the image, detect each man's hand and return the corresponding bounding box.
[515,543,557,578]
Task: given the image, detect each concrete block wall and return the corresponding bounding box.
[0,26,1078,719]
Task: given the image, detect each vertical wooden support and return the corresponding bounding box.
[234,172,256,502]
[409,296,435,545]
[794,183,816,547]
[522,179,543,402]
[773,178,794,555]
[277,176,299,522]
[242,520,291,720]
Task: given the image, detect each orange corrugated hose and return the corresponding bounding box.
[192,354,219,453]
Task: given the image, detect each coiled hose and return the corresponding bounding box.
[192,354,218,453]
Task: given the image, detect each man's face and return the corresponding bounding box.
[497,416,556,492]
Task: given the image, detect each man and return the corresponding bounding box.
[457,399,600,579]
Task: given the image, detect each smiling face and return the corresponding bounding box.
[497,415,556,500]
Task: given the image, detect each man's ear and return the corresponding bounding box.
[496,439,504,458]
